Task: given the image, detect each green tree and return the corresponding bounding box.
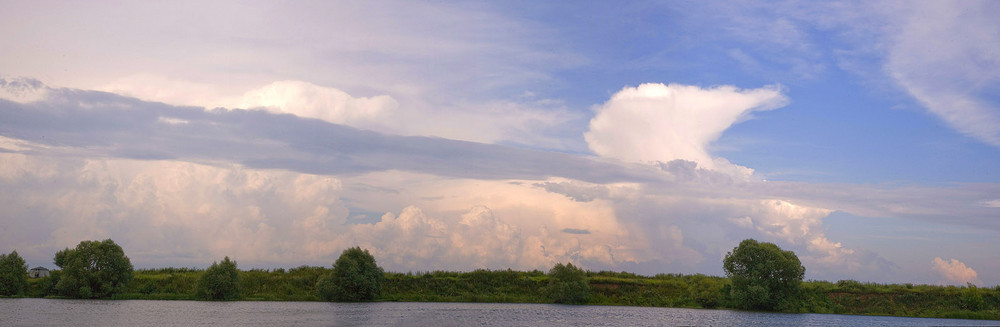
[0,250,29,296]
[545,262,590,304]
[54,239,134,298]
[723,239,805,311]
[317,247,384,302]
[197,256,242,300]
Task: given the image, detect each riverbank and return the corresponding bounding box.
[17,267,1000,320]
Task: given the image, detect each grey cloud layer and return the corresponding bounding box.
[0,82,651,183]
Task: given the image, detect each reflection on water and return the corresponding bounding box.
[2,299,997,327]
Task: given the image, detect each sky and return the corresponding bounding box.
[1,1,998,286]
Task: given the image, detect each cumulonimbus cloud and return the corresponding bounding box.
[584,83,787,176]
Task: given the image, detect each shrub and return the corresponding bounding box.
[197,256,241,300]
[723,239,804,311]
[0,250,28,296]
[545,262,590,304]
[318,247,384,302]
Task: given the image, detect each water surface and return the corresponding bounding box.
[2,299,998,326]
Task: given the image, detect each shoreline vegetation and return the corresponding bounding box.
[3,240,998,321]
[9,267,998,320]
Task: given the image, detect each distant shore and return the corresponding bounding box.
[10,267,998,320]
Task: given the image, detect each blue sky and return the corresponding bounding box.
[1,1,998,286]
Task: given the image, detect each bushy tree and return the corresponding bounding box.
[723,239,805,311]
[0,250,28,296]
[54,239,134,298]
[197,256,241,300]
[317,247,384,302]
[545,262,590,304]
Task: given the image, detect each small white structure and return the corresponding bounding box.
[28,266,49,278]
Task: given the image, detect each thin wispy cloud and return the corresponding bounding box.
[887,1,1000,148]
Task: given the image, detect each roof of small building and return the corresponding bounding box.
[30,266,49,271]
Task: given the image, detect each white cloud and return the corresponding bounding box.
[0,152,644,271]
[230,80,398,128]
[932,257,982,286]
[340,172,642,271]
[584,83,787,177]
[887,1,1000,147]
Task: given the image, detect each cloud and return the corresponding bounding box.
[99,75,581,148]
[0,1,583,150]
[584,83,787,177]
[886,1,1000,147]
[230,80,398,128]
[932,257,982,286]
[0,154,350,267]
[0,82,652,184]
[690,2,1000,149]
[0,153,643,271]
[1,81,998,283]
[0,77,47,103]
[103,78,400,132]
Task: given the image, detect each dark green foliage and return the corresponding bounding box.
[685,274,726,308]
[315,273,337,301]
[197,256,241,300]
[723,239,804,311]
[545,263,590,304]
[108,266,329,301]
[380,269,546,303]
[318,247,385,302]
[54,239,134,298]
[0,250,29,296]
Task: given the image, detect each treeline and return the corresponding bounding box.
[4,239,1000,321]
[15,265,1000,319]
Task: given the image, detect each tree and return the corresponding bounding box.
[54,239,134,298]
[723,239,805,311]
[545,262,590,304]
[317,247,384,302]
[0,250,28,296]
[197,256,242,300]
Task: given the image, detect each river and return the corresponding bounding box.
[2,299,997,326]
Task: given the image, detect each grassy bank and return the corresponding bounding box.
[17,268,1000,320]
